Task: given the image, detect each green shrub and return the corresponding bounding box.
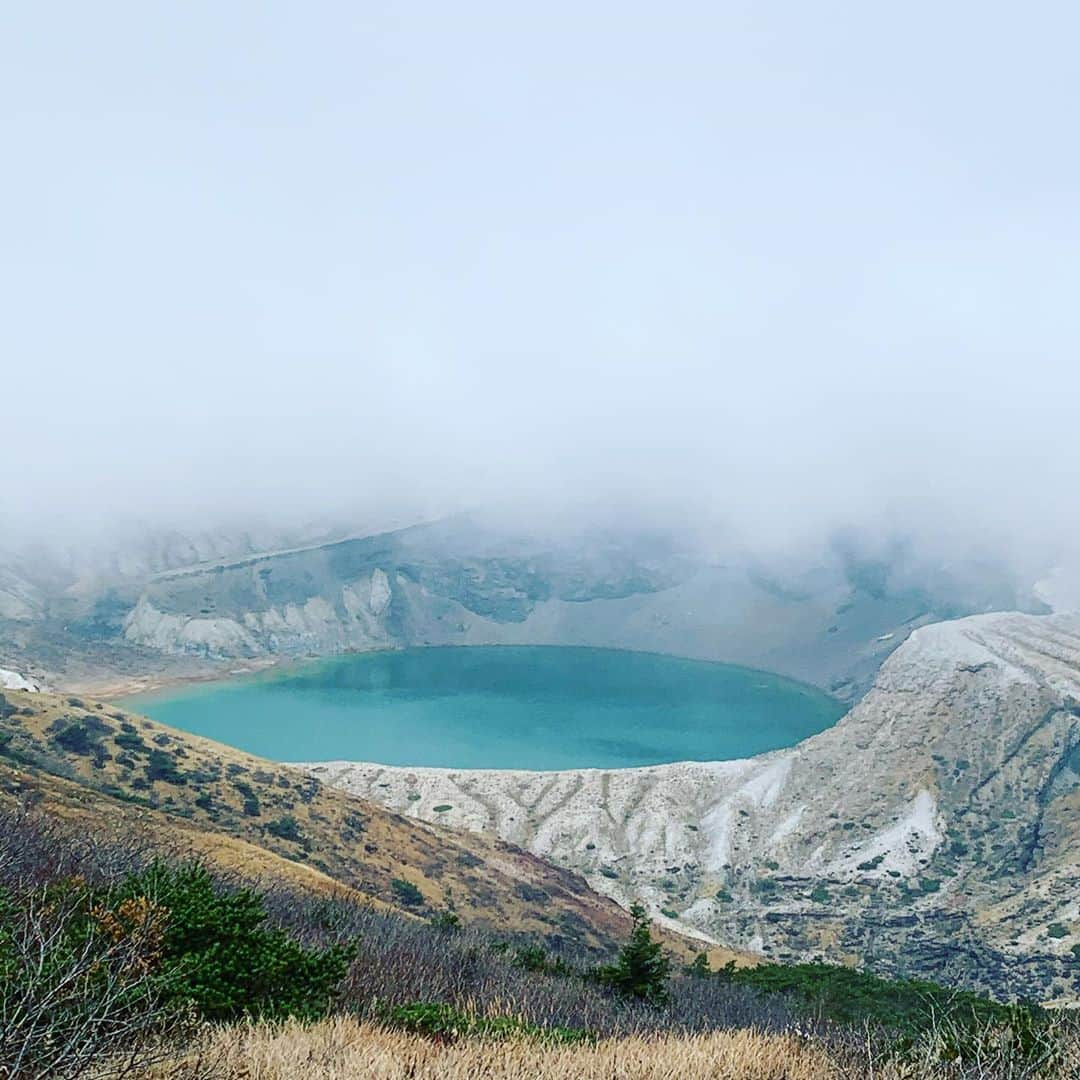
[429,909,461,932]
[0,731,36,767]
[52,722,98,756]
[686,953,711,977]
[232,780,261,816]
[390,878,424,907]
[114,730,149,754]
[265,815,304,844]
[115,862,353,1021]
[725,959,1046,1042]
[514,945,571,976]
[145,750,186,785]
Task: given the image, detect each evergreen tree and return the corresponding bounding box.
[598,903,670,1006]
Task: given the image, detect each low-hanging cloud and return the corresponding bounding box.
[2,3,1078,578]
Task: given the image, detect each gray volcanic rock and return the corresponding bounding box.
[119,520,696,659]
[0,515,1046,696]
[308,611,1080,1003]
[113,519,1043,700]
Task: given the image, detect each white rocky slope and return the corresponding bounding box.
[307,610,1080,1002]
[0,668,40,692]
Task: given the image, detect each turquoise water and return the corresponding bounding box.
[123,646,845,771]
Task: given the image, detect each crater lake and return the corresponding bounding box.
[122,646,846,770]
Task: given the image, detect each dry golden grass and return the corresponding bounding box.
[131,1016,1080,1080]
[143,1016,849,1080]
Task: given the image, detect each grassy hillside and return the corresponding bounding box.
[3,686,1077,1078]
[0,687,743,965]
[1,805,1075,1080]
[0,760,1075,1074]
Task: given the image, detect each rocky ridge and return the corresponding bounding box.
[105,525,1042,702]
[1,518,1046,701]
[308,610,1080,1003]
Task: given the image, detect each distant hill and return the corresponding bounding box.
[0,517,1047,702]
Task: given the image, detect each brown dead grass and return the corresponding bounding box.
[142,1016,849,1080]
[131,1016,1080,1080]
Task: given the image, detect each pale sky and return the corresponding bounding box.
[2,3,1078,562]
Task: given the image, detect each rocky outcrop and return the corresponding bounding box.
[0,667,39,691]
[308,611,1080,1003]
[119,522,697,660]
[112,519,1045,700]
[2,517,1046,698]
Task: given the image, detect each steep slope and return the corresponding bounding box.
[311,611,1080,1003]
[0,687,742,966]
[119,519,694,658]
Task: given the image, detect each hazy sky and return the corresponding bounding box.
[3,3,1078,559]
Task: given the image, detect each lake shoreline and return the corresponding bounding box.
[121,645,847,772]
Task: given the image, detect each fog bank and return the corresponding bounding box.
[2,3,1077,577]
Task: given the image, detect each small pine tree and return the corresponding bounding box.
[390,878,424,907]
[686,952,711,977]
[598,903,670,1006]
